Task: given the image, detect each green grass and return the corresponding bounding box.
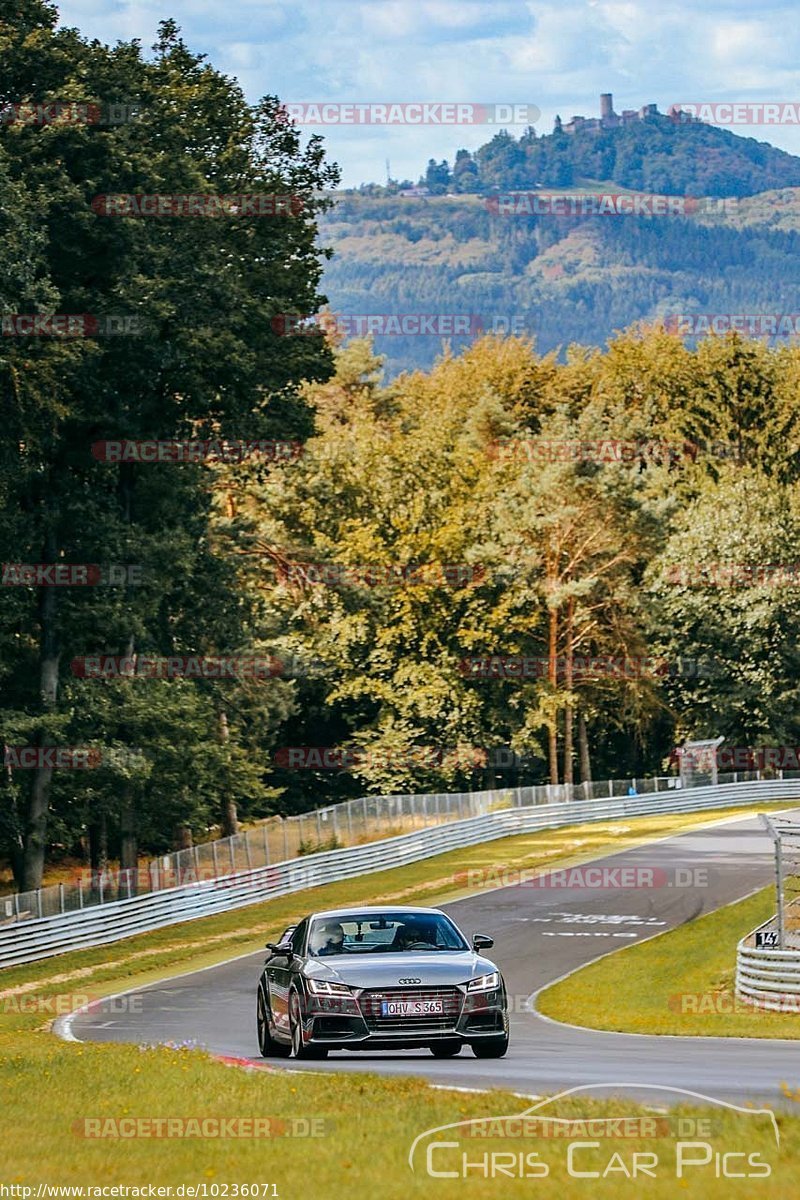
[2,800,799,1195]
[537,886,800,1042]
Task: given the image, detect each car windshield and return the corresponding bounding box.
[307,911,468,956]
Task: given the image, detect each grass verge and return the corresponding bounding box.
[1,801,798,1195]
[537,886,800,1041]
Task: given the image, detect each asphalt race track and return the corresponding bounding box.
[62,815,800,1107]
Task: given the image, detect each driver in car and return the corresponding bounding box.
[392,921,437,950]
[313,920,345,956]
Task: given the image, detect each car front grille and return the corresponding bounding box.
[358,986,463,1031]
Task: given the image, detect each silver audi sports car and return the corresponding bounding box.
[256,905,509,1059]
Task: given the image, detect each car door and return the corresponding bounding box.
[266,919,307,1035]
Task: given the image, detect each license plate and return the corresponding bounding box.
[380,999,444,1017]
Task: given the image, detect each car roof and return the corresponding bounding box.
[307,905,445,920]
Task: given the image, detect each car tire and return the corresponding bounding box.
[471,1034,509,1058]
[289,990,329,1060]
[257,984,291,1058]
[430,1041,462,1057]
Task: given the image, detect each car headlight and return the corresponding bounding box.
[466,971,500,993]
[307,978,353,996]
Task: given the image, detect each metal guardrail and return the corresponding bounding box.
[4,769,776,926]
[1,775,796,970]
[735,808,800,1011]
[736,916,800,1011]
[3,773,687,925]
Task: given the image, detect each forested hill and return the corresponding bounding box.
[416,113,800,198]
[317,188,800,377]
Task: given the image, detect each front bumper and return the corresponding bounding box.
[302,983,508,1048]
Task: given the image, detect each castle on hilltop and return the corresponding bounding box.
[560,94,659,135]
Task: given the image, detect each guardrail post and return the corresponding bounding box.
[98,873,104,905]
[316,809,323,843]
[59,883,65,914]
[346,802,354,843]
[332,806,340,844]
[78,879,83,909]
[212,839,219,878]
[263,822,270,865]
[777,836,786,949]
[244,830,252,870]
[228,837,236,873]
[14,891,20,922]
[36,889,42,918]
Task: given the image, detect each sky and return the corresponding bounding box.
[54,0,800,188]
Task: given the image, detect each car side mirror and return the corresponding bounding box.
[473,933,494,950]
[266,941,293,954]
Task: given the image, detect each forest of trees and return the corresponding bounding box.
[318,190,800,376]
[414,113,800,197]
[4,4,800,891]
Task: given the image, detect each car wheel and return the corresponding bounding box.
[430,1041,461,1058]
[257,984,290,1057]
[471,1034,509,1058]
[289,990,328,1060]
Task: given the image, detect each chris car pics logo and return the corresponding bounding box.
[408,1085,778,1181]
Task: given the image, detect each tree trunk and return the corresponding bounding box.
[22,544,60,891]
[547,602,559,784]
[118,626,139,886]
[578,711,592,784]
[4,757,25,890]
[120,791,138,893]
[89,811,108,894]
[174,823,193,850]
[218,709,239,835]
[562,596,575,785]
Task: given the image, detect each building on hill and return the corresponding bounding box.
[562,94,659,134]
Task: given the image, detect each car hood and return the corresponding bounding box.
[303,951,497,989]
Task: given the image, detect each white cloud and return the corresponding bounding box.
[54,0,800,181]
